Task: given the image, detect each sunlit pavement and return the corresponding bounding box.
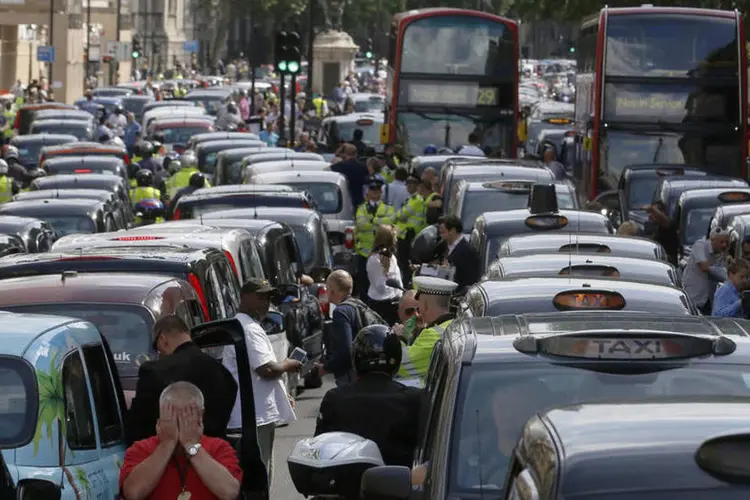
[272,375,335,498]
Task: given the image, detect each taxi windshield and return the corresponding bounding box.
[290,224,315,270]
[397,112,512,157]
[451,362,750,495]
[336,121,381,145]
[161,126,211,145]
[354,99,384,113]
[41,215,97,237]
[0,358,34,446]
[227,161,243,184]
[287,182,341,214]
[627,176,660,211]
[682,207,715,246]
[460,189,575,231]
[16,144,43,169]
[1,304,153,380]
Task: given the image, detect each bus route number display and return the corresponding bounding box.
[405,82,499,107]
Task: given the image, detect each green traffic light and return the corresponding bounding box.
[569,47,575,53]
[366,51,373,59]
[288,61,300,74]
[278,61,288,72]
[132,51,140,58]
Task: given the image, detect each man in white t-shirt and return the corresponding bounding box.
[222,278,302,485]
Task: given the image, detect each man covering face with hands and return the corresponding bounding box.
[120,382,243,500]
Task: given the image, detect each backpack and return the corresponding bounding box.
[340,297,387,331]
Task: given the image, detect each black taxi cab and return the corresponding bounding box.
[186,131,260,149]
[0,198,121,236]
[30,173,131,208]
[654,177,748,221]
[471,209,613,272]
[409,155,474,177]
[13,188,133,227]
[504,401,750,499]
[195,139,266,173]
[361,312,750,500]
[10,134,78,170]
[496,233,668,261]
[41,155,128,182]
[29,119,94,141]
[38,142,130,166]
[0,246,238,323]
[708,201,750,232]
[454,180,577,233]
[589,164,708,230]
[13,102,74,135]
[462,277,696,317]
[0,215,56,252]
[0,272,203,391]
[172,184,314,219]
[243,160,330,184]
[676,188,750,261]
[726,214,750,260]
[213,147,276,185]
[483,254,679,288]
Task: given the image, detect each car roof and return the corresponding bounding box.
[32,119,91,127]
[33,173,124,187]
[14,188,114,202]
[251,170,345,184]
[151,119,213,127]
[186,90,230,98]
[659,177,748,190]
[545,401,750,496]
[43,155,123,166]
[482,208,609,228]
[0,311,85,357]
[12,134,78,145]
[191,132,260,142]
[0,273,185,306]
[121,95,154,102]
[0,215,46,230]
[472,277,691,315]
[623,164,709,176]
[463,179,571,193]
[207,207,319,225]
[450,164,553,181]
[322,112,383,124]
[191,184,296,196]
[197,139,265,150]
[0,198,106,216]
[492,254,675,277]
[678,187,750,204]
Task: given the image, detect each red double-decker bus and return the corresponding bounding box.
[383,8,518,157]
[575,6,747,201]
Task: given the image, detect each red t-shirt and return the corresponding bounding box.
[119,436,243,500]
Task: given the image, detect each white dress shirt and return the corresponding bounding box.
[366,253,403,301]
[222,312,296,428]
[386,180,409,209]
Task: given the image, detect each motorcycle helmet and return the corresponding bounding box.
[0,159,8,176]
[189,172,207,189]
[423,144,438,155]
[4,145,19,161]
[114,104,124,114]
[135,168,154,187]
[167,160,182,175]
[181,150,198,169]
[134,199,166,225]
[137,141,154,157]
[99,129,112,143]
[352,325,402,376]
[163,151,181,171]
[226,102,238,115]
[411,224,440,264]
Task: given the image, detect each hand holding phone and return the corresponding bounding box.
[290,347,308,363]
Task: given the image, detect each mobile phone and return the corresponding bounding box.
[290,347,307,363]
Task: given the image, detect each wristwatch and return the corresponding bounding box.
[186,443,202,457]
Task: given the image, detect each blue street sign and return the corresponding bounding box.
[183,40,199,53]
[37,46,55,63]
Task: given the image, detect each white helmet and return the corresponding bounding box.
[0,159,8,176]
[181,150,198,169]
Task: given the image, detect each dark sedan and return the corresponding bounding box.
[29,119,94,141]
[0,199,115,237]
[10,134,78,170]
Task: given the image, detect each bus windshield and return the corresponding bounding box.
[605,14,738,78]
[397,112,512,157]
[401,16,515,76]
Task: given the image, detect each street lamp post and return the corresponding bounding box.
[48,0,53,86]
[26,25,37,86]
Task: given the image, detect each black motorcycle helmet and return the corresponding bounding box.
[138,141,154,157]
[152,131,165,144]
[189,172,206,189]
[352,325,402,376]
[135,168,154,187]
[411,224,440,264]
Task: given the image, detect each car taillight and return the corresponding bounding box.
[302,202,309,208]
[223,250,240,279]
[74,169,92,173]
[173,208,181,220]
[317,286,330,316]
[124,154,131,165]
[344,226,354,250]
[188,273,211,320]
[39,155,45,164]
[13,113,20,130]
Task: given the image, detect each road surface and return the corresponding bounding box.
[271,376,335,498]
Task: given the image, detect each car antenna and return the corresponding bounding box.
[475,409,485,500]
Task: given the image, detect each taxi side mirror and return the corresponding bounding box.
[361,466,413,500]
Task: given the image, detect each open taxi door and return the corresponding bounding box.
[191,319,269,500]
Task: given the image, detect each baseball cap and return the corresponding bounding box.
[241,278,277,295]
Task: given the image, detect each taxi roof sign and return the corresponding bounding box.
[356,119,374,126]
[656,167,685,176]
[559,265,621,278]
[558,243,611,253]
[553,290,626,311]
[545,117,571,124]
[514,331,737,359]
[718,191,750,203]
[525,214,568,229]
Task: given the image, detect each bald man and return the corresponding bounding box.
[397,290,421,344]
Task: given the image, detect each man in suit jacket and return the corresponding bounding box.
[125,315,238,445]
[439,215,482,293]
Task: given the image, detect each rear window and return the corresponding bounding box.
[354,98,384,113]
[189,196,308,217]
[162,126,211,145]
[16,145,43,169]
[288,182,342,214]
[4,304,153,380]
[121,98,151,118]
[460,189,575,230]
[186,97,224,115]
[32,123,91,141]
[336,121,381,144]
[682,208,715,246]
[0,356,36,447]
[452,363,750,494]
[39,215,97,237]
[47,164,119,176]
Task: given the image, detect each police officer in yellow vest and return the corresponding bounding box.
[354,176,395,298]
[396,275,457,385]
[165,150,208,201]
[2,102,15,144]
[395,174,427,287]
[312,93,327,117]
[130,169,162,211]
[0,159,20,203]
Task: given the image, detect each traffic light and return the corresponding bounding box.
[152,41,160,55]
[275,31,302,75]
[132,36,141,59]
[366,38,373,59]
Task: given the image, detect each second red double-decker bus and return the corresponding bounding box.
[384,8,518,157]
[575,6,747,201]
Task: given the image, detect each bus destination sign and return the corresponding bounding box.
[402,81,500,107]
